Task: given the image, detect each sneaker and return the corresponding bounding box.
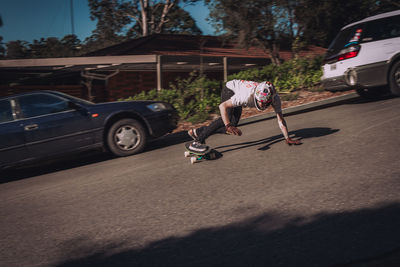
[187,128,199,141]
[189,141,208,153]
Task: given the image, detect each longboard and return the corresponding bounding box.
[184,142,221,164]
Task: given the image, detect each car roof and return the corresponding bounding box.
[342,10,400,30]
[0,90,62,100]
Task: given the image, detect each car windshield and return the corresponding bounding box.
[64,94,95,106]
[50,91,95,106]
[326,24,364,58]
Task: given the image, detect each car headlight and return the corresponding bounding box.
[146,103,169,112]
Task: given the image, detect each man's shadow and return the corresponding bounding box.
[214,127,339,153]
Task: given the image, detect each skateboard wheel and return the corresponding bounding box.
[184,151,190,157]
[190,156,197,164]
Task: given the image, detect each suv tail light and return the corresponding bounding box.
[337,45,360,61]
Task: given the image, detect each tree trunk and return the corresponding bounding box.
[257,39,281,66]
[139,0,148,36]
[270,42,281,66]
[156,0,174,33]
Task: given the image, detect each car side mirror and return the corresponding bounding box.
[68,101,88,115]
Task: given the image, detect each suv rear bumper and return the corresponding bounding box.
[322,61,389,91]
[321,76,349,91]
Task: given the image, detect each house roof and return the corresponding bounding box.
[85,34,326,60]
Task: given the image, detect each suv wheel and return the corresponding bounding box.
[389,61,400,96]
[107,119,147,156]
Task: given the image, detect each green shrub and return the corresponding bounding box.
[228,55,323,92]
[122,72,221,123]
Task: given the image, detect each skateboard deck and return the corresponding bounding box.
[184,142,221,164]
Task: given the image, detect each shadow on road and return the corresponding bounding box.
[0,127,338,183]
[145,131,193,152]
[55,202,400,267]
[349,93,395,105]
[215,127,339,153]
[0,151,115,184]
[0,131,192,183]
[0,131,193,183]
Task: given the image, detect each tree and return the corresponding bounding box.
[0,15,4,58]
[29,35,82,58]
[6,41,30,59]
[60,35,82,56]
[205,0,288,65]
[294,0,400,47]
[3,35,82,59]
[205,0,400,66]
[88,0,130,46]
[87,0,202,50]
[0,37,5,58]
[127,3,202,36]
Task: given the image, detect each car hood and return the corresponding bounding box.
[87,100,174,115]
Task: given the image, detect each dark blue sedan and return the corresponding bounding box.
[0,91,179,169]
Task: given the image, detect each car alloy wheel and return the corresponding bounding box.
[115,125,141,151]
[107,118,146,156]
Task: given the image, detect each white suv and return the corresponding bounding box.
[321,10,400,98]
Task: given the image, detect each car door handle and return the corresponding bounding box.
[24,124,39,131]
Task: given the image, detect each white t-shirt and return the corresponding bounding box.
[226,79,282,113]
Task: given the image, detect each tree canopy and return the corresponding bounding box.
[295,0,400,47]
[2,0,202,59]
[87,0,202,48]
[1,0,399,59]
[0,15,5,58]
[205,0,399,64]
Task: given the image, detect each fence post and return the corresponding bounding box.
[157,55,162,92]
[223,57,228,83]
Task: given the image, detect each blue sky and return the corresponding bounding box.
[0,0,215,43]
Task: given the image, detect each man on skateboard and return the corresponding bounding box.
[187,79,301,152]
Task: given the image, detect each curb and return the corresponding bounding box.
[239,92,359,126]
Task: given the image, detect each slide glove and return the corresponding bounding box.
[225,123,242,136]
[286,138,302,146]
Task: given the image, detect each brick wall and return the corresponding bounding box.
[107,71,157,101]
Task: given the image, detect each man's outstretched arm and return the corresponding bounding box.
[276,112,301,145]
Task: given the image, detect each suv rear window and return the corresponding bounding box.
[326,24,364,59]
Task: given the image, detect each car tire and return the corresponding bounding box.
[106,118,147,157]
[389,61,400,96]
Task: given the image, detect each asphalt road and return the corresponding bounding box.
[1,96,400,267]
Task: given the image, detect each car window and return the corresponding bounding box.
[18,94,71,118]
[0,99,14,123]
[326,24,364,58]
[363,15,400,42]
